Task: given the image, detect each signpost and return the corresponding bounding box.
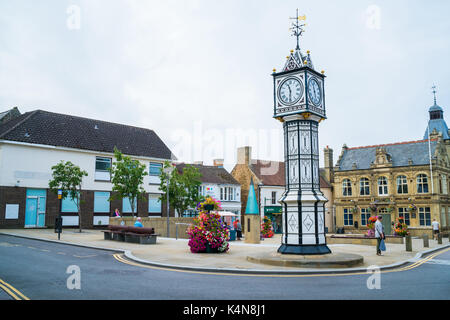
[55,189,63,240]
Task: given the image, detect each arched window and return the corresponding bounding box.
[378,176,388,196]
[342,179,352,196]
[417,174,429,193]
[396,175,408,194]
[359,178,370,196]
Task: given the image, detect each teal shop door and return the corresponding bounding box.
[25,189,46,228]
[381,214,392,235]
[25,198,38,227]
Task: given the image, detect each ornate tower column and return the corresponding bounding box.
[273,11,331,255]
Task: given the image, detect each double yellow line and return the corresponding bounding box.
[0,279,29,300]
[113,247,450,278]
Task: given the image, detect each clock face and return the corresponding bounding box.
[278,78,303,105]
[308,78,322,106]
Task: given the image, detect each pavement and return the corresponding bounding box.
[0,228,449,274]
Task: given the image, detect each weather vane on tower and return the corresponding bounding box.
[432,84,437,104]
[289,9,306,50]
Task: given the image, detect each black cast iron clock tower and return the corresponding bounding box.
[273,10,331,255]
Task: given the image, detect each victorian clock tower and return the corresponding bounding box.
[273,10,331,255]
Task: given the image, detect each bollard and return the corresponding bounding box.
[437,233,442,244]
[422,234,429,248]
[405,235,412,251]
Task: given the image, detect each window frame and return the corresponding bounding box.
[396,175,408,194]
[417,174,429,194]
[359,178,370,196]
[342,179,352,197]
[419,207,431,226]
[149,162,163,176]
[360,208,370,226]
[271,191,277,205]
[95,157,112,181]
[377,176,388,196]
[93,191,110,213]
[148,194,162,214]
[343,208,354,226]
[398,207,410,226]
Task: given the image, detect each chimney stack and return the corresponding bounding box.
[323,146,334,183]
[237,146,252,166]
[213,159,224,168]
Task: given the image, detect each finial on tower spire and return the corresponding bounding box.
[432,84,437,105]
[289,9,306,50]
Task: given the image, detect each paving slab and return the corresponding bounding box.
[0,229,449,273]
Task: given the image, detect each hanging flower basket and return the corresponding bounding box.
[407,204,417,212]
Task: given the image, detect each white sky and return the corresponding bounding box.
[1,0,449,172]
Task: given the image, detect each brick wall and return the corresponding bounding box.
[0,187,173,229]
[0,186,27,228]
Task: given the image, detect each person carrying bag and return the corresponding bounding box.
[375,216,385,256]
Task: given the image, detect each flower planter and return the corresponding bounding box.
[206,243,219,253]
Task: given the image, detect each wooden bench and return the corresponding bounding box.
[102,225,158,244]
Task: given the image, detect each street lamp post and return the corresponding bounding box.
[163,165,175,238]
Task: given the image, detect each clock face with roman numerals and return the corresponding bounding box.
[308,77,322,106]
[278,78,303,105]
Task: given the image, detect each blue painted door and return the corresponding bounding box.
[25,189,47,228]
[25,198,38,227]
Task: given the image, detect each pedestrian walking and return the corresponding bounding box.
[432,219,440,240]
[235,219,242,240]
[375,216,385,256]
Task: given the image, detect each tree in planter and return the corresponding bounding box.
[158,161,203,217]
[49,161,88,233]
[109,147,148,216]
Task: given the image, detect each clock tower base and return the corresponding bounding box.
[278,244,331,255]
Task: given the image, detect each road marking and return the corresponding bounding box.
[0,279,30,300]
[112,247,450,278]
[73,254,97,258]
[424,259,450,266]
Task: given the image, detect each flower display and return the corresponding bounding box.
[196,196,222,212]
[187,197,229,253]
[407,204,417,212]
[394,217,409,237]
[261,217,274,238]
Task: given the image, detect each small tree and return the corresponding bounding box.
[159,161,203,216]
[49,161,88,233]
[109,147,148,216]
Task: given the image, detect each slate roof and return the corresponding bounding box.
[0,109,174,160]
[176,163,240,185]
[337,139,438,171]
[250,160,285,186]
[249,160,331,188]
